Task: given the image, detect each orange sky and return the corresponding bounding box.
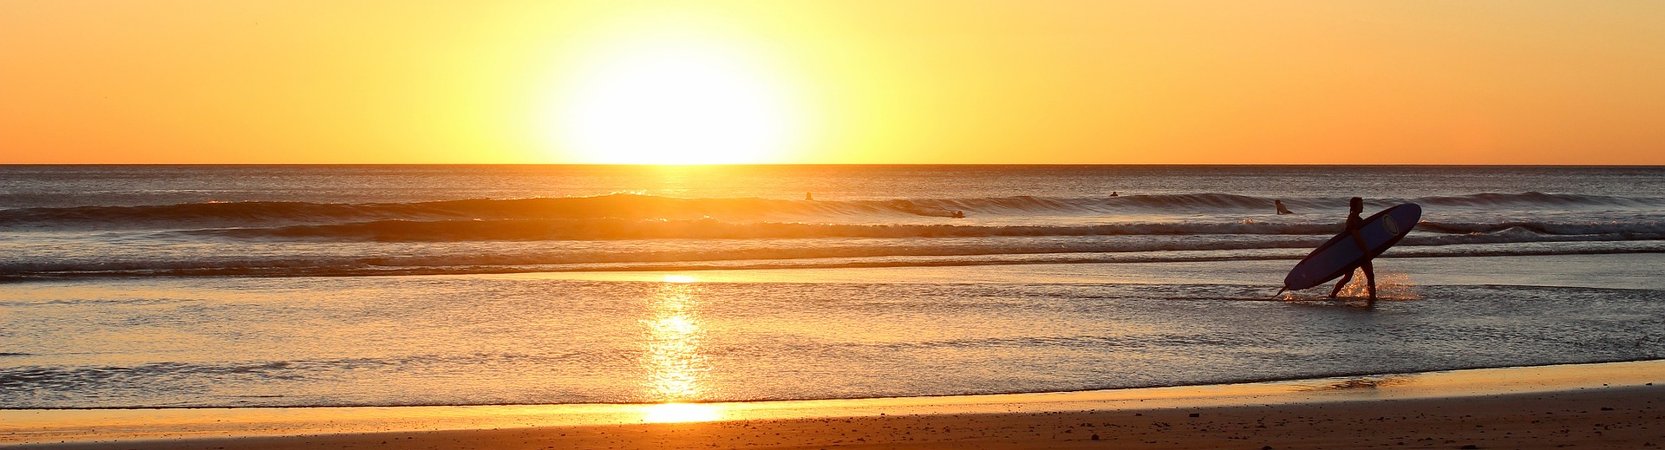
[3,1,1663,164]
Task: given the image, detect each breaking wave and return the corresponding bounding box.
[6,238,1665,281]
[170,218,1665,242]
[7,191,1664,281]
[192,219,1346,241]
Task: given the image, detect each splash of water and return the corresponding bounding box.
[1332,270,1421,301]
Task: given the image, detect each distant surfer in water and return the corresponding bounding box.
[1274,200,1294,215]
[1328,197,1377,303]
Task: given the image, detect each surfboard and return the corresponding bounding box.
[1282,203,1422,291]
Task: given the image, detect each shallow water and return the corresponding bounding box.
[4,255,1663,408]
[3,165,1664,408]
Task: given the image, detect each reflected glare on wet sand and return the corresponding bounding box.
[3,360,1662,445]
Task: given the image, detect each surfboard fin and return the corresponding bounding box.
[1272,287,1287,300]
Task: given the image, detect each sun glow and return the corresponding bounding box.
[550,27,804,164]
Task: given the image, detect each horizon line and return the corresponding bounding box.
[4,163,1665,168]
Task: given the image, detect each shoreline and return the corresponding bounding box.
[8,357,1663,412]
[6,359,1663,448]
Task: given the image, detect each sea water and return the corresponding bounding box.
[2,165,1663,408]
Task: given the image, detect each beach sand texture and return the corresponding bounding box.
[9,386,1662,449]
[7,361,1662,449]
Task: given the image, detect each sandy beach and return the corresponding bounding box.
[6,360,1663,449]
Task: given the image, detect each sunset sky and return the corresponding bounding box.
[3,1,1662,164]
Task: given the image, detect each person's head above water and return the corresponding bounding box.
[1349,197,1364,213]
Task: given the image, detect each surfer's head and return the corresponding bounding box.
[1349,197,1364,213]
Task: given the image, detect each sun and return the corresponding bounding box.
[550,30,803,164]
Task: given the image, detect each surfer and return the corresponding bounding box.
[1275,200,1293,215]
[1328,197,1377,303]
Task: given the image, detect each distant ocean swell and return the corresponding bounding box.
[6,191,1663,280]
[6,192,1664,229]
[180,218,1665,242]
[196,219,1347,241]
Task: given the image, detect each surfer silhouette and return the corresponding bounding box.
[1328,197,1377,303]
[1275,200,1293,215]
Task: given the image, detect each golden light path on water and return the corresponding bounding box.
[640,274,722,423]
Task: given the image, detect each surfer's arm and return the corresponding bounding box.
[1349,229,1369,253]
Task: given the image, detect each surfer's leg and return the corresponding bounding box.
[1361,261,1377,302]
[1328,270,1353,298]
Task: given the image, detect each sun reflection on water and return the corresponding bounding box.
[641,402,722,423]
[641,274,710,417]
[662,274,698,283]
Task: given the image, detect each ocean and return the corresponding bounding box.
[3,165,1664,408]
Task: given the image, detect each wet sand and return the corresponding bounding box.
[5,360,1663,449]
